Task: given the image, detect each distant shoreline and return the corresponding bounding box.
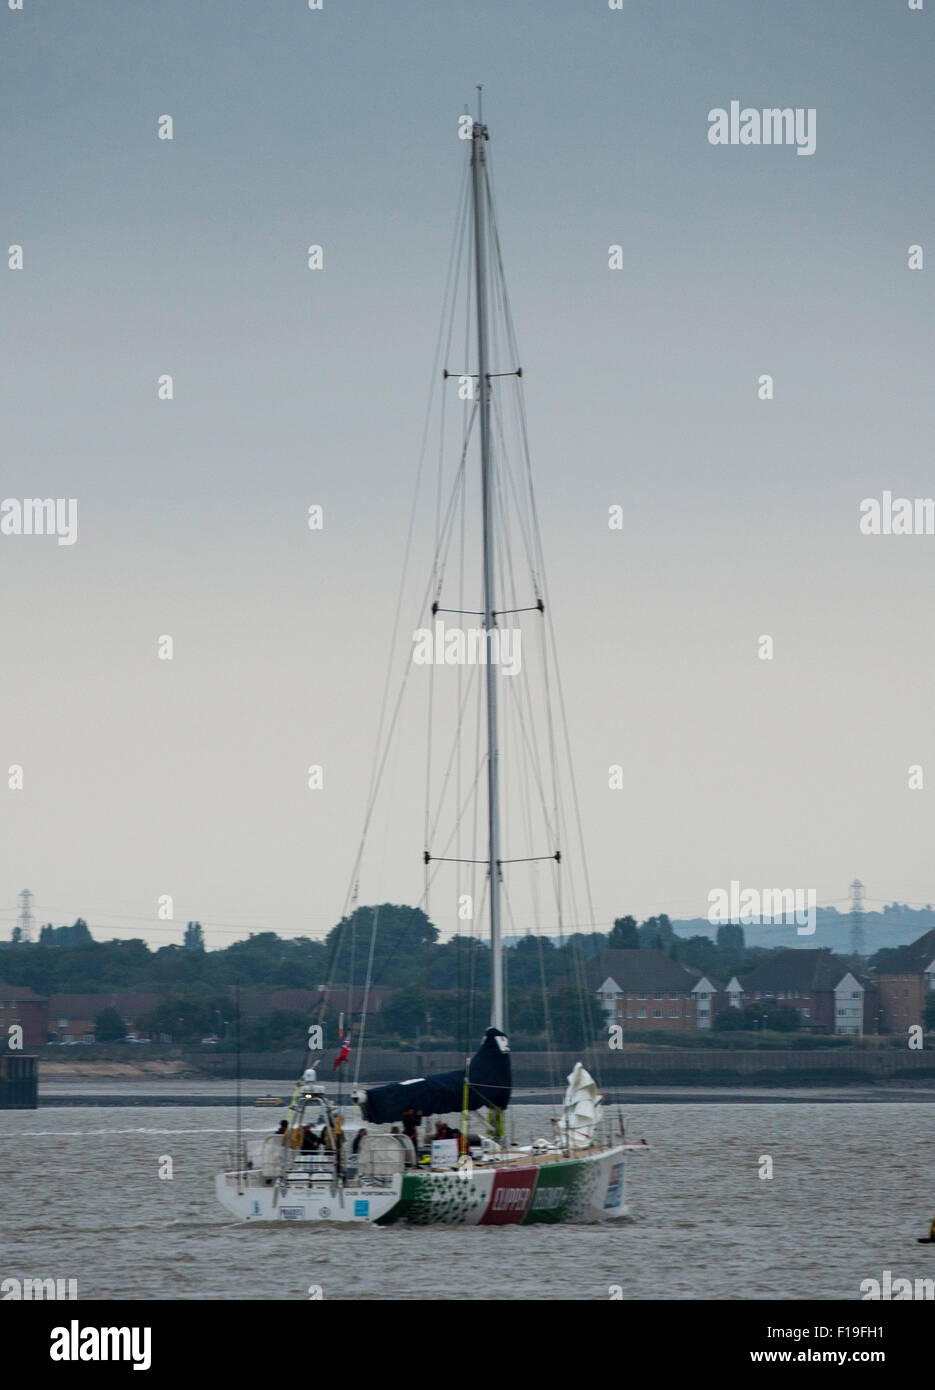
[35,1046,935,1089]
[35,1083,935,1108]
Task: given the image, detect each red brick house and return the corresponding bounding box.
[734,950,874,1034]
[240,985,394,1023]
[46,993,162,1043]
[0,981,49,1048]
[875,928,935,1034]
[589,950,703,1031]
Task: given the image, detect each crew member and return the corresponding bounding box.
[402,1106,422,1147]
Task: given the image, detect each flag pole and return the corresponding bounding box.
[461,1056,470,1156]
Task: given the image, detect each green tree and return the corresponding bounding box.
[241,1010,309,1052]
[381,985,430,1039]
[759,1005,800,1033]
[509,989,547,1036]
[136,996,217,1041]
[549,985,606,1048]
[677,935,721,975]
[502,935,560,990]
[715,1003,800,1033]
[607,916,639,949]
[717,923,745,952]
[183,921,205,952]
[39,919,93,947]
[638,914,674,951]
[564,932,610,960]
[325,905,438,989]
[95,1006,127,1042]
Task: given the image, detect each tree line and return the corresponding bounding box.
[2,903,899,1050]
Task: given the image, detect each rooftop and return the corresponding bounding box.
[875,928,935,975]
[738,949,860,994]
[0,980,47,1002]
[45,992,162,1018]
[587,949,702,992]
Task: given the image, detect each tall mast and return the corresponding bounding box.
[471,109,503,1033]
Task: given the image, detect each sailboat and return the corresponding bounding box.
[216,103,636,1225]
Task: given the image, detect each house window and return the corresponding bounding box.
[626,1011,633,1020]
[669,1010,680,1018]
[58,1018,68,1028]
[852,991,861,998]
[669,992,679,1000]
[637,1009,647,1019]
[637,992,647,1000]
[653,1009,662,1018]
[802,1009,810,1018]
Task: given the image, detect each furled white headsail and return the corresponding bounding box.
[558,1062,604,1149]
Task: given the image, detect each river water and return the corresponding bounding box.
[3,1094,933,1300]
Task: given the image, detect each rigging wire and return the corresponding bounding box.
[338,157,471,929]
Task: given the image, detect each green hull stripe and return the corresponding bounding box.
[375,1152,622,1226]
[521,1158,588,1224]
[376,1171,490,1225]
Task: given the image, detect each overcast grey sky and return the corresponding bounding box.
[2,0,933,949]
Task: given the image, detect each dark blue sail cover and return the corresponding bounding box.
[360,1027,510,1124]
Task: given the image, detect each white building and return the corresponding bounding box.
[597,977,623,1022]
[833,971,864,1036]
[691,976,719,1030]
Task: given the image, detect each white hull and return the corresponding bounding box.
[216,1169,404,1223]
[216,1142,629,1226]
